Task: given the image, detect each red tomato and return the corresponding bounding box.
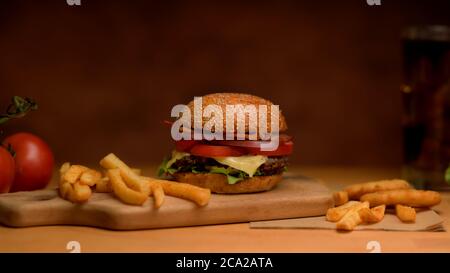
[175,140,199,152]
[190,144,246,157]
[212,134,293,149]
[0,147,15,193]
[246,141,294,156]
[212,139,264,148]
[3,133,54,192]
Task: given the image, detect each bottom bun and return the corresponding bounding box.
[173,173,283,194]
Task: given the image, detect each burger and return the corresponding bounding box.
[158,93,293,193]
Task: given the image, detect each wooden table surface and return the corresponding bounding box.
[1,166,449,253]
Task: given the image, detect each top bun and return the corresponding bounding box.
[187,93,288,136]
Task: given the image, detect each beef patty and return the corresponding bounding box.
[171,155,288,176]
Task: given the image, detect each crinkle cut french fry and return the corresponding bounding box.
[59,163,93,203]
[71,183,92,203]
[59,182,73,200]
[336,202,369,231]
[63,165,88,184]
[79,169,102,186]
[326,201,360,222]
[59,178,91,203]
[60,162,71,176]
[107,169,148,206]
[358,205,385,223]
[336,210,362,231]
[396,204,416,223]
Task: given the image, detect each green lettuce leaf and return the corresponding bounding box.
[210,166,246,184]
[157,157,177,177]
[157,157,169,177]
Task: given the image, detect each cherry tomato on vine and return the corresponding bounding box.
[3,132,54,192]
[0,146,15,193]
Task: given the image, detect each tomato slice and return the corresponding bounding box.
[190,144,246,157]
[174,134,294,157]
[175,140,199,152]
[213,134,293,148]
[246,141,294,156]
[212,140,264,148]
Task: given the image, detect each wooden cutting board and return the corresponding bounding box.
[0,175,333,230]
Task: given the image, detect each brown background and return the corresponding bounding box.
[1,0,449,167]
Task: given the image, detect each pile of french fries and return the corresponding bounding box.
[58,153,211,208]
[328,179,442,231]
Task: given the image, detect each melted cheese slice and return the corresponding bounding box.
[213,155,268,177]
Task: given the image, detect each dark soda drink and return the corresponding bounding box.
[401,25,450,190]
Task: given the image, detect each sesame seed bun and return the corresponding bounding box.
[187,93,288,136]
